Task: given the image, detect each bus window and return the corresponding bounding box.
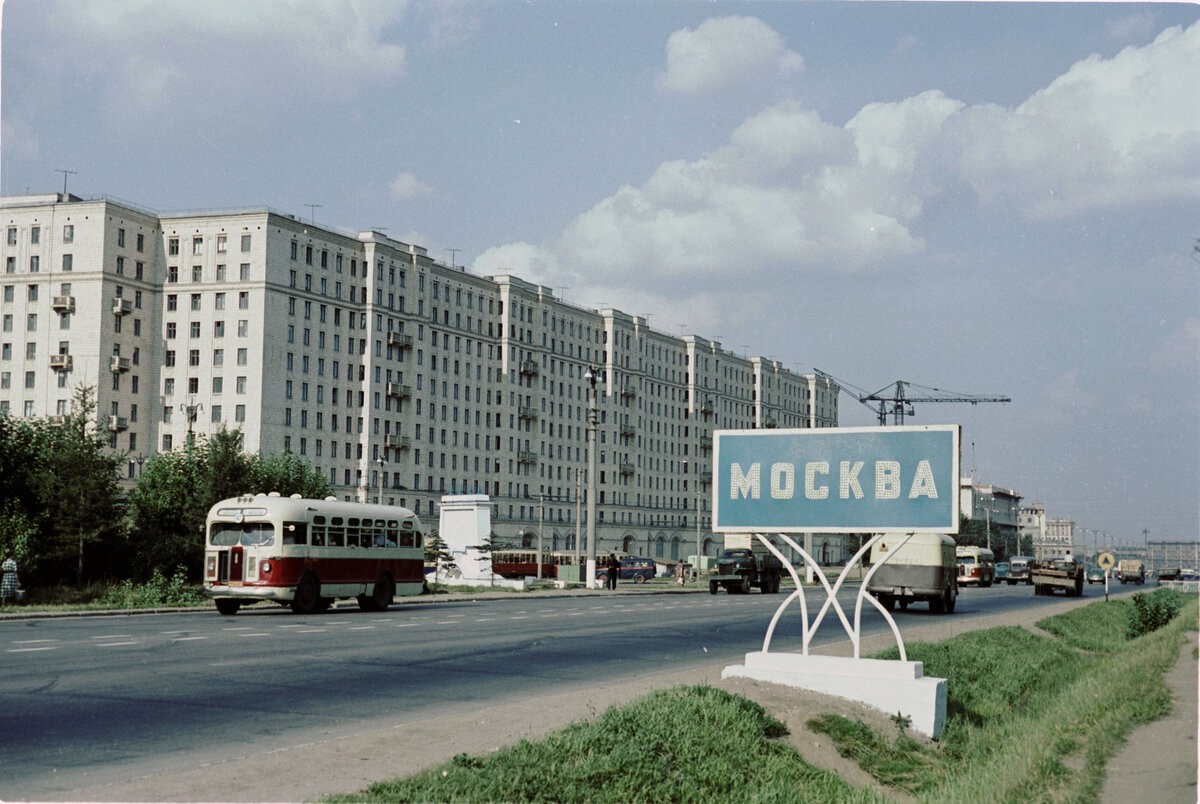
[347,518,361,547]
[282,522,308,545]
[326,516,345,547]
[210,526,242,546]
[239,523,275,546]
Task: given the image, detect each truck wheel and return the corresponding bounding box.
[945,587,957,614]
[877,594,895,612]
[709,580,719,595]
[930,594,946,614]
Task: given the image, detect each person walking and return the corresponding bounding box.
[606,553,620,590]
[1,554,19,606]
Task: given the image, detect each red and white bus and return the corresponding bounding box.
[490,549,580,579]
[203,493,426,615]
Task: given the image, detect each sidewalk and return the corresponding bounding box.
[1099,626,1198,803]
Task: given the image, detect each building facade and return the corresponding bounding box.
[1,193,841,563]
[960,479,1022,555]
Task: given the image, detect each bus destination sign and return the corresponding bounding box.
[712,425,960,533]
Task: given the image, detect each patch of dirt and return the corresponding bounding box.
[716,675,926,802]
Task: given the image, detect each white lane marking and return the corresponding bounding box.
[95,641,138,647]
[91,634,133,639]
[8,646,58,653]
[173,636,207,642]
[12,639,59,644]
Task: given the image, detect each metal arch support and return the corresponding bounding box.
[754,532,911,662]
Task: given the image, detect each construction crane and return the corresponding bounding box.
[814,371,1010,425]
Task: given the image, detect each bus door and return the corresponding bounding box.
[228,544,245,585]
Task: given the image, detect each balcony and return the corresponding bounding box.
[518,405,538,420]
[387,331,413,349]
[699,470,713,486]
[619,463,635,476]
[112,299,133,316]
[385,382,412,399]
[49,354,73,371]
[517,450,538,464]
[52,295,76,313]
[620,384,636,399]
[699,434,713,451]
[109,356,131,373]
[619,423,636,439]
[699,400,714,416]
[519,359,539,376]
[47,415,67,426]
[107,415,128,432]
[385,434,411,450]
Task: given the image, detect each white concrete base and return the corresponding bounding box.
[722,651,947,739]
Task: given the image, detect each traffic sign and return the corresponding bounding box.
[1098,552,1115,570]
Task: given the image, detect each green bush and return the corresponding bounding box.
[96,567,206,609]
[1126,588,1186,638]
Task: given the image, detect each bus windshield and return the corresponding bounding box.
[210,522,275,547]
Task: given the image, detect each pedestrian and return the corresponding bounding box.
[607,553,620,590]
[1,553,19,606]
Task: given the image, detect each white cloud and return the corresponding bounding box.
[480,20,1200,338]
[657,16,804,95]
[950,23,1200,219]
[389,172,434,201]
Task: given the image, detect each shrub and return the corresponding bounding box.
[1126,588,1186,639]
[96,566,206,609]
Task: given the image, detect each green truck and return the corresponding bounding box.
[708,537,783,594]
[1031,558,1085,597]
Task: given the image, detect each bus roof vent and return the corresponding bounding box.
[324,495,337,501]
[290,493,302,499]
[267,491,281,497]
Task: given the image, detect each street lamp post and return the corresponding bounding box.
[376,456,386,505]
[537,494,545,580]
[585,366,599,588]
[574,468,582,565]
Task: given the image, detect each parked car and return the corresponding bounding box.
[596,557,657,584]
[1086,567,1106,584]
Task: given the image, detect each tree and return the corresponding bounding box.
[126,428,330,580]
[0,386,125,585]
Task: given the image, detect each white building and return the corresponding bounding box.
[1,192,841,564]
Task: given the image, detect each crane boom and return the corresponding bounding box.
[812,371,1010,425]
[861,380,1010,425]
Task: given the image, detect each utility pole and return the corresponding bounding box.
[585,366,600,588]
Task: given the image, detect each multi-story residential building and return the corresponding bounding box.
[1,192,841,563]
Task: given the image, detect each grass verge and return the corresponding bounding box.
[327,591,1196,804]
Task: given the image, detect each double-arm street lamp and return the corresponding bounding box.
[584,366,600,588]
[376,456,387,505]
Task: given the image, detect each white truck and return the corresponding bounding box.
[865,533,958,614]
[1117,559,1146,585]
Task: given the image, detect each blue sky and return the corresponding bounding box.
[2,1,1197,547]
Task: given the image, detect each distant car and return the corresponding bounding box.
[596,557,657,584]
[995,562,1010,581]
[1086,567,1106,584]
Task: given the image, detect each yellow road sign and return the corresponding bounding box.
[1098,552,1115,570]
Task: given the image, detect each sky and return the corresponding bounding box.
[2,1,1197,548]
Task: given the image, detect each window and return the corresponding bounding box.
[193,236,203,255]
[214,320,225,337]
[167,294,178,311]
[237,348,247,366]
[192,265,202,282]
[188,349,200,366]
[136,233,145,252]
[62,254,73,272]
[5,228,15,246]
[241,234,251,252]
[213,348,223,365]
[117,228,125,247]
[167,266,179,283]
[30,226,40,245]
[27,285,37,301]
[216,264,226,281]
[166,322,177,339]
[135,261,144,279]
[238,319,248,337]
[217,234,227,253]
[238,291,249,310]
[240,263,250,280]
[214,292,225,310]
[213,377,223,394]
[62,224,74,243]
[26,313,37,331]
[190,293,201,311]
[169,237,179,256]
[29,256,39,273]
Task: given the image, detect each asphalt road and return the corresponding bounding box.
[0,580,1128,801]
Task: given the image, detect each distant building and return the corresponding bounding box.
[1018,503,1076,561]
[960,479,1022,554]
[0,192,842,564]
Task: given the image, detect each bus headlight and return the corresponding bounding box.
[260,560,271,575]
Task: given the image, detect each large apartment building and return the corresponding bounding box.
[1,192,840,562]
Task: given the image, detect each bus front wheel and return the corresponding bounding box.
[359,574,394,612]
[215,599,241,616]
[291,574,322,614]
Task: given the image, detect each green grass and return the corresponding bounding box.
[327,594,1197,804]
[326,686,885,804]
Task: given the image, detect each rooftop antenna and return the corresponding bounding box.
[304,203,322,224]
[445,248,460,270]
[55,168,77,196]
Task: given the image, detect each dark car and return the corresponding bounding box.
[596,557,657,584]
[1086,567,1106,584]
